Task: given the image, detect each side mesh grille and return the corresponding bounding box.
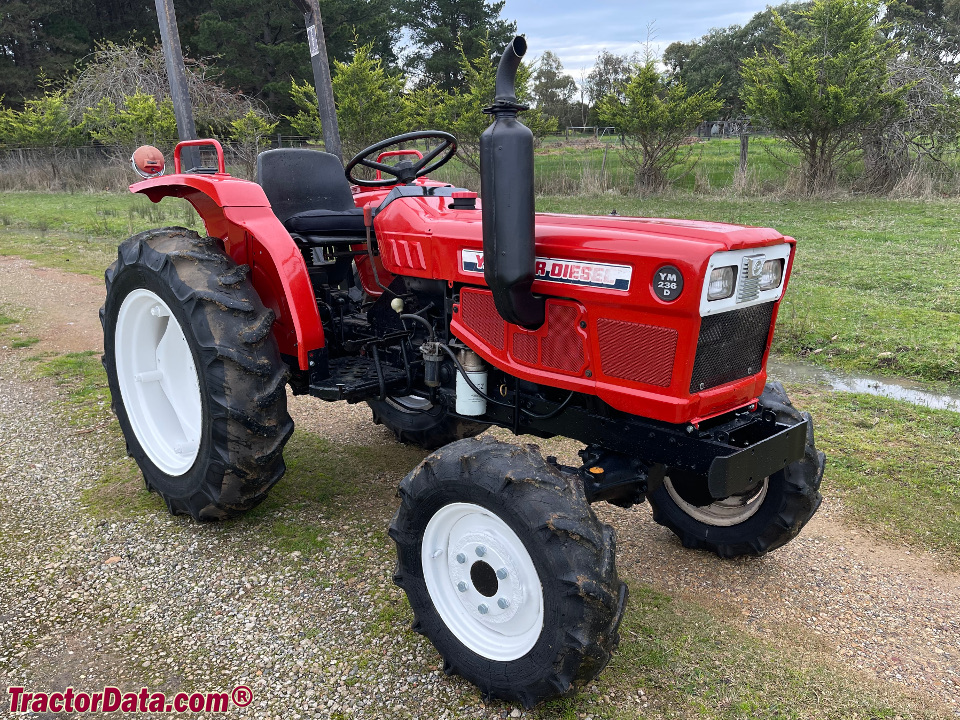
[690,302,774,393]
[597,319,678,387]
[512,333,538,364]
[459,289,505,350]
[541,304,584,373]
[458,289,587,375]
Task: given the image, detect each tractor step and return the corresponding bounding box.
[310,356,407,402]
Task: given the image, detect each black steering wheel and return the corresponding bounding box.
[345,131,458,187]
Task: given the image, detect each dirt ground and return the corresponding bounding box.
[2,255,958,713]
[0,256,105,353]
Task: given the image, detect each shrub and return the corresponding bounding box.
[597,63,722,191]
[741,0,905,193]
[82,92,178,152]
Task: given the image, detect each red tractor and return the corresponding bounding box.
[103,37,824,708]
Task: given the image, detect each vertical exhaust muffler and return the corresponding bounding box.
[480,36,545,330]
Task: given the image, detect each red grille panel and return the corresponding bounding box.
[512,334,539,364]
[542,305,585,373]
[597,319,677,387]
[456,291,588,376]
[459,289,505,350]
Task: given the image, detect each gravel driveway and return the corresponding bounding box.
[1,257,957,718]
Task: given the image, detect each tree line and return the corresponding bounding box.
[0,0,514,119]
[3,0,958,194]
[590,0,960,193]
[0,37,555,179]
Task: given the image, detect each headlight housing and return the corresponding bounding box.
[707,266,736,300]
[758,259,784,291]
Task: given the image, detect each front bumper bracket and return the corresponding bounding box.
[707,419,808,498]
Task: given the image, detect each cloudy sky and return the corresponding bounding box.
[502,0,775,73]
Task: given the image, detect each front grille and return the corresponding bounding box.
[690,302,774,393]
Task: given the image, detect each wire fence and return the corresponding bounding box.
[0,140,305,191]
[0,131,783,195]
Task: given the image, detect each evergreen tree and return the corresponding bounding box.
[180,0,400,119]
[741,0,905,192]
[410,36,555,172]
[0,1,89,106]
[531,51,579,128]
[663,3,812,117]
[399,0,516,90]
[885,0,960,80]
[597,63,722,190]
[0,0,400,121]
[288,42,405,157]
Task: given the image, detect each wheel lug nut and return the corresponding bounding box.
[456,553,466,564]
[478,604,488,614]
[457,582,467,592]
[498,598,509,609]
[496,567,508,579]
[475,545,486,557]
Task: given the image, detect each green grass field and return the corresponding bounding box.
[430,136,800,194]
[0,192,200,275]
[0,190,199,241]
[531,136,799,193]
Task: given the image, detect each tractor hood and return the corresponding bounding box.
[532,211,786,252]
[370,189,793,302]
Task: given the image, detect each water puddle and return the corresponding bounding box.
[767,358,960,413]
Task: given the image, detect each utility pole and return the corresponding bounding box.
[154,0,199,169]
[292,0,342,161]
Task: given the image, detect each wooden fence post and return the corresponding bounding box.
[292,0,342,162]
[154,0,199,169]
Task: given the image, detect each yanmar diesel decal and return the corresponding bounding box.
[460,250,632,291]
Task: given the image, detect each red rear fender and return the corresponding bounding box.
[130,173,323,369]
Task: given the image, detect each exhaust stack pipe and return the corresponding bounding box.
[480,36,545,330]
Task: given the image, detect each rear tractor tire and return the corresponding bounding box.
[101,227,294,520]
[647,381,825,558]
[390,436,628,708]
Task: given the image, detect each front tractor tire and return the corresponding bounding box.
[101,227,294,520]
[647,381,825,558]
[390,437,628,708]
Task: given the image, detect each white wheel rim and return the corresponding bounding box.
[664,476,769,527]
[422,502,544,661]
[115,289,203,476]
[388,395,433,411]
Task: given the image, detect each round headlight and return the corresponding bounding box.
[707,266,736,300]
[759,259,783,291]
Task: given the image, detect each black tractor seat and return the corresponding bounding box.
[282,207,366,236]
[257,148,367,241]
[257,148,369,286]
